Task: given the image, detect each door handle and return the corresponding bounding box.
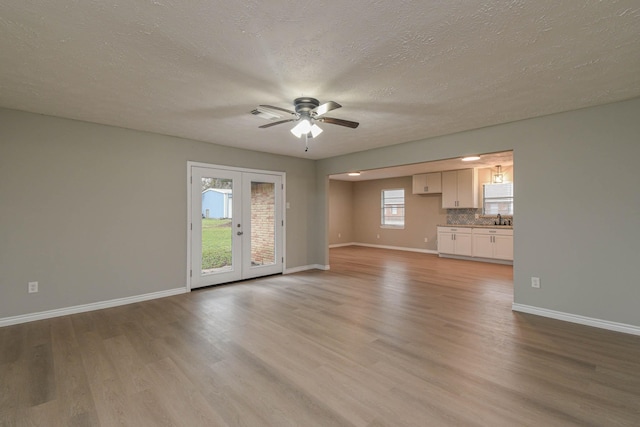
[237,231,244,236]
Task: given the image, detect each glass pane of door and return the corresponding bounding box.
[191,166,242,289]
[250,181,276,267]
[200,176,234,275]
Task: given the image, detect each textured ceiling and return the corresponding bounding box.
[1,1,639,159]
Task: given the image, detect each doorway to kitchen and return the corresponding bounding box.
[188,162,284,289]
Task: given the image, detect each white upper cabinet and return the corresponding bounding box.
[412,172,442,194]
[442,169,478,208]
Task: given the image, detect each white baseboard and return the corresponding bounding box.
[328,242,356,248]
[512,303,640,336]
[350,242,438,255]
[284,264,330,274]
[439,253,513,265]
[0,287,187,328]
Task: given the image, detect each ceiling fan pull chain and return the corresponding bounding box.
[305,133,309,152]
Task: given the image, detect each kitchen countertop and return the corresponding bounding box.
[438,224,513,229]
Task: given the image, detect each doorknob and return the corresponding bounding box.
[237,231,244,236]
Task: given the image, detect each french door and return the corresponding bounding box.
[189,163,284,289]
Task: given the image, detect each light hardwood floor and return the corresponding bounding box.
[1,246,639,426]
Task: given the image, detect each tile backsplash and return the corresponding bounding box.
[446,208,513,226]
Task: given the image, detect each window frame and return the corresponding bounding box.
[482,182,514,216]
[381,188,405,229]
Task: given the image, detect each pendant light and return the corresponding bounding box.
[493,165,504,183]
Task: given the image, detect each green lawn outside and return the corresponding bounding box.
[201,218,232,269]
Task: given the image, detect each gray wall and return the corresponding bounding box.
[0,108,316,318]
[318,98,640,327]
[328,180,354,245]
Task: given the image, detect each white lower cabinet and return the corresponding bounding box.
[438,226,513,262]
[472,228,513,261]
[437,227,473,257]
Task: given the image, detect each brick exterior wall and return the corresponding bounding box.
[250,182,275,265]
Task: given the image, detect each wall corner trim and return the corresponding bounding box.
[512,303,640,336]
[0,287,187,328]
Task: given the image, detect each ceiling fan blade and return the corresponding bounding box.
[258,104,296,116]
[312,101,341,117]
[251,108,282,120]
[319,116,359,129]
[259,119,296,129]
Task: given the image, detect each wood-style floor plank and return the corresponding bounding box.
[2,246,640,426]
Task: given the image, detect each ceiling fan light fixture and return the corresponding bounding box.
[310,123,323,138]
[290,119,312,138]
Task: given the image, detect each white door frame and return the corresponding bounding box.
[186,161,286,291]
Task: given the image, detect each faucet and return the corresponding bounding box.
[497,214,502,225]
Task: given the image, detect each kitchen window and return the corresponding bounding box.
[483,183,514,215]
[381,189,405,228]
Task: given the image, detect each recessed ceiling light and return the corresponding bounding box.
[461,156,481,161]
[348,172,361,176]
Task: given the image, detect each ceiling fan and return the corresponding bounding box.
[251,97,359,148]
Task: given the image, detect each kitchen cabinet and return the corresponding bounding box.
[472,228,513,261]
[442,169,478,208]
[437,227,472,257]
[412,172,442,194]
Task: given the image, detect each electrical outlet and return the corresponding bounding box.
[424,237,428,242]
[376,234,380,239]
[475,214,480,219]
[338,232,341,238]
[28,281,39,293]
[531,277,541,288]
